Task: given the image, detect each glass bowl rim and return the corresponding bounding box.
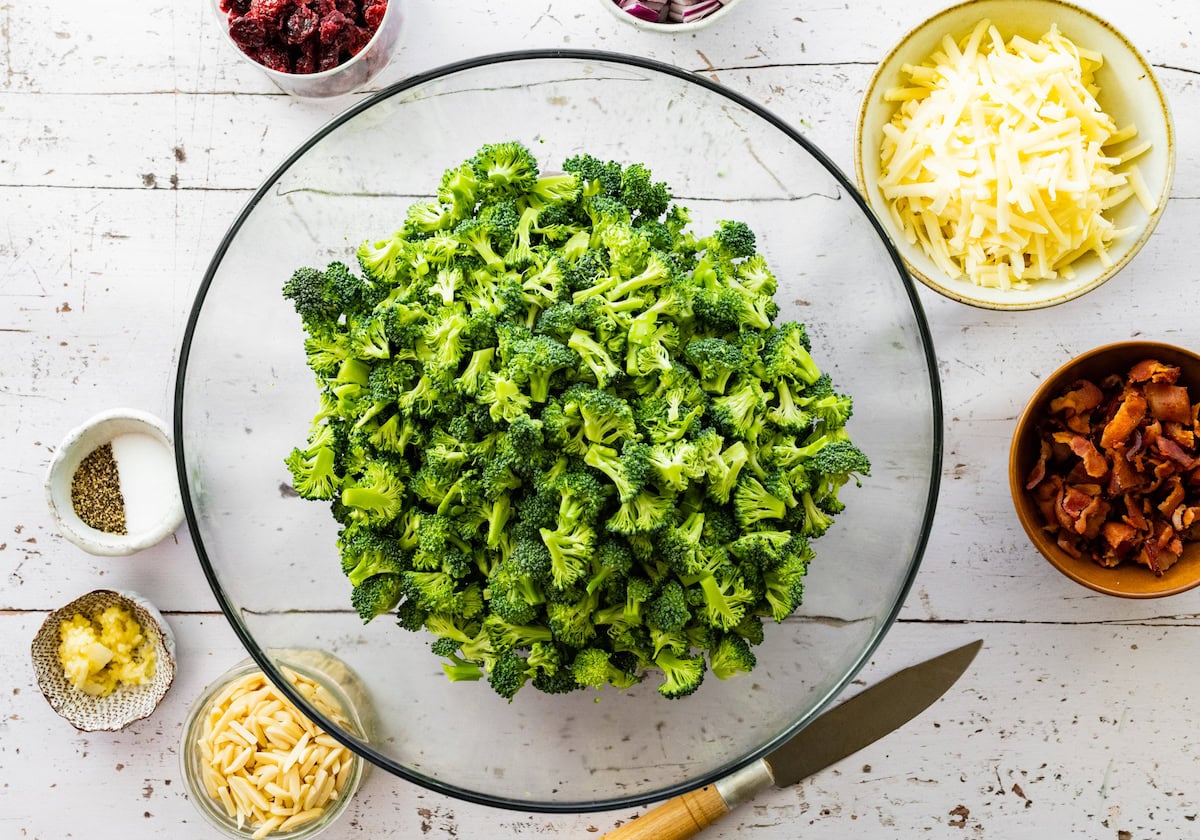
[173,47,944,814]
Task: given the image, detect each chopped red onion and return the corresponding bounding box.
[616,0,721,24]
[668,0,721,22]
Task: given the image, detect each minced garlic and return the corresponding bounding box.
[58,604,156,697]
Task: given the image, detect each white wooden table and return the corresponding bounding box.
[4,1,1200,837]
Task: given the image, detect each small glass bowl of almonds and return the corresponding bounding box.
[180,651,371,839]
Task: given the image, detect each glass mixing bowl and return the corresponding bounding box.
[175,50,942,813]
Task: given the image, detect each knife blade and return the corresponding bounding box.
[599,639,982,840]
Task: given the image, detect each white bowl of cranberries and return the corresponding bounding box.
[213,0,402,97]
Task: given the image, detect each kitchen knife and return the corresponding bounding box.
[599,639,983,840]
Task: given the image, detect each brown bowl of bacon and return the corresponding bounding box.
[1010,341,1200,597]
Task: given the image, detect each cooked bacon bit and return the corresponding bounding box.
[1129,359,1179,384]
[1144,382,1193,425]
[1026,439,1051,490]
[1173,505,1200,532]
[1158,478,1184,520]
[1100,392,1147,449]
[1103,521,1137,550]
[1050,380,1104,434]
[1124,494,1148,531]
[1155,435,1198,469]
[1069,435,1108,478]
[1165,422,1195,450]
[1025,358,1198,576]
[1108,452,1142,496]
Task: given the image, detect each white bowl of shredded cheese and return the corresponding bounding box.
[855,0,1174,310]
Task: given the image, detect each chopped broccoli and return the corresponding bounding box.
[282,142,868,700]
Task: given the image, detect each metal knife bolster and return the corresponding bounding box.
[712,759,776,809]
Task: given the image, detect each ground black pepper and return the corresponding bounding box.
[71,442,127,534]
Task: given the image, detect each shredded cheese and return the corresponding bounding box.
[196,669,357,838]
[878,19,1153,290]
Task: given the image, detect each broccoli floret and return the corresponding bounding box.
[654,648,706,699]
[619,163,671,220]
[762,537,813,621]
[438,163,480,220]
[339,460,406,525]
[339,528,408,587]
[735,253,777,296]
[396,599,429,632]
[684,338,745,395]
[710,219,757,260]
[695,569,755,631]
[562,153,624,197]
[487,649,530,701]
[546,590,600,648]
[470,141,540,196]
[585,537,635,596]
[646,580,691,632]
[709,633,757,679]
[606,487,676,536]
[807,439,870,513]
[566,328,623,389]
[539,521,595,590]
[709,377,769,441]
[576,388,638,446]
[285,425,341,501]
[506,335,578,402]
[584,442,652,503]
[733,474,789,529]
[283,262,372,331]
[762,321,820,385]
[572,647,641,690]
[350,574,404,623]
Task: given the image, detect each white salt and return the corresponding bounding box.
[109,432,180,534]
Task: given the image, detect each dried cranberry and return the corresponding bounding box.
[345,25,372,55]
[335,0,358,19]
[316,0,336,15]
[318,9,348,44]
[228,14,267,49]
[249,0,293,24]
[257,43,292,73]
[317,42,342,72]
[363,0,386,31]
[294,39,317,73]
[284,4,318,44]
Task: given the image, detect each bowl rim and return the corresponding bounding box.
[173,48,945,814]
[1008,340,1200,598]
[853,0,1177,311]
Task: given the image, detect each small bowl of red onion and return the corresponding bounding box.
[600,0,742,31]
[211,0,402,98]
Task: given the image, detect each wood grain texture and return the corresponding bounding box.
[3,0,1200,838]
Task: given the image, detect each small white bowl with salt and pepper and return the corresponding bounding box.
[45,408,184,556]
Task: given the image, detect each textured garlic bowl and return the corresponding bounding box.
[31,589,176,732]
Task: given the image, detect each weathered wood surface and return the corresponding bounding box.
[3,0,1200,837]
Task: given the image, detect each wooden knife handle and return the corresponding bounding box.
[599,760,775,840]
[599,784,729,840]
